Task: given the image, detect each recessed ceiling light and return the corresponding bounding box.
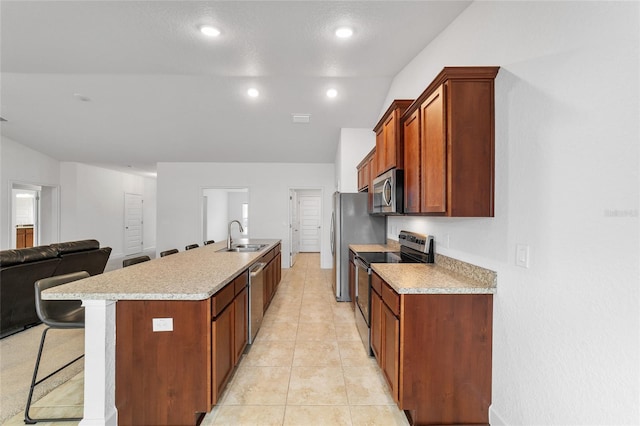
[335,27,353,39]
[326,88,338,98]
[200,25,220,37]
[247,88,259,98]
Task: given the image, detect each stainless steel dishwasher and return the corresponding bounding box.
[248,262,266,344]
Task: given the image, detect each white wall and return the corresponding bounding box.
[59,162,157,257]
[335,128,376,192]
[156,162,335,269]
[203,189,229,243]
[0,136,60,249]
[383,2,638,424]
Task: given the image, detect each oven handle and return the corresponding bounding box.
[354,256,370,272]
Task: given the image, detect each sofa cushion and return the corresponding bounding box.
[0,246,58,267]
[51,239,100,255]
[0,250,23,267]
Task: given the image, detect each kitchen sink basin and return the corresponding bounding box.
[224,247,261,252]
[218,243,268,253]
[233,244,268,249]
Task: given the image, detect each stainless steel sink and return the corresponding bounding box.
[224,247,261,252]
[233,244,268,249]
[219,243,268,253]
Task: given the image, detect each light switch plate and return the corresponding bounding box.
[152,318,173,332]
[516,244,530,268]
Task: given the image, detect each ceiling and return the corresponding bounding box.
[0,1,470,176]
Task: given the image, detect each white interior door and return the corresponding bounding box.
[124,193,143,255]
[289,190,300,266]
[299,195,321,252]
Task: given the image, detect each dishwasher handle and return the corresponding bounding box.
[250,262,267,277]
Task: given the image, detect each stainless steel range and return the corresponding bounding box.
[354,230,434,355]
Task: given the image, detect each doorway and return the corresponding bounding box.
[124,193,143,255]
[9,182,59,249]
[201,187,249,244]
[289,188,322,266]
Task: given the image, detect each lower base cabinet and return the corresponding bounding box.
[370,272,493,425]
[116,271,254,425]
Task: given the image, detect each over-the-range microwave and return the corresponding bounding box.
[371,169,403,215]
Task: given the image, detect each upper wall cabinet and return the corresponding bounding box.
[374,100,413,176]
[403,66,499,217]
[357,148,376,192]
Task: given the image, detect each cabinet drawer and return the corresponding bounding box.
[261,249,275,264]
[234,272,248,295]
[381,282,400,316]
[212,282,235,317]
[371,271,383,296]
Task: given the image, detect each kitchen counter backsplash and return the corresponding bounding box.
[434,253,497,288]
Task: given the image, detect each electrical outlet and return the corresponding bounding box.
[152,318,174,332]
[516,245,530,268]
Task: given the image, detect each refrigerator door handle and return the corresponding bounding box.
[330,212,335,255]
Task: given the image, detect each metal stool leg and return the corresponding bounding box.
[24,327,84,424]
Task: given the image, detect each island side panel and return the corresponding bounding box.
[116,299,211,426]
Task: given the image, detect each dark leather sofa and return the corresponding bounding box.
[0,239,112,338]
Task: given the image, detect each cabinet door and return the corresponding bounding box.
[383,113,398,172]
[212,305,234,403]
[421,85,447,213]
[403,108,420,213]
[370,288,382,361]
[357,165,365,191]
[367,151,377,211]
[348,260,356,307]
[375,127,385,175]
[233,287,248,364]
[382,302,400,403]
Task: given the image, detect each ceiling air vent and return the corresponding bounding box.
[291,113,310,124]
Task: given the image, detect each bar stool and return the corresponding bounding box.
[25,271,89,424]
[185,244,199,250]
[122,255,150,268]
[160,249,179,257]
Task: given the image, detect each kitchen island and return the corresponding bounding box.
[42,239,281,426]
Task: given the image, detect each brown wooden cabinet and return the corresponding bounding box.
[403,66,499,216]
[374,100,413,176]
[356,148,376,192]
[116,270,251,425]
[212,297,234,403]
[369,271,493,425]
[370,274,382,361]
[262,243,282,311]
[403,108,421,213]
[16,226,34,248]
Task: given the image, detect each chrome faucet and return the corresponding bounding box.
[227,220,244,249]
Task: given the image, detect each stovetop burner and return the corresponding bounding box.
[356,251,417,265]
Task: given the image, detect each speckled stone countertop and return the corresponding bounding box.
[350,241,496,295]
[42,239,281,301]
[349,240,401,253]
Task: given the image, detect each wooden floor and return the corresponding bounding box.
[3,253,408,426]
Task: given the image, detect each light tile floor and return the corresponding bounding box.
[3,253,409,426]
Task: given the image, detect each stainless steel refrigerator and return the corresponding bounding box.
[331,192,386,302]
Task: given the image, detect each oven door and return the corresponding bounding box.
[354,256,372,355]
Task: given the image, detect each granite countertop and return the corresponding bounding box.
[350,242,496,295]
[349,240,401,253]
[42,239,281,301]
